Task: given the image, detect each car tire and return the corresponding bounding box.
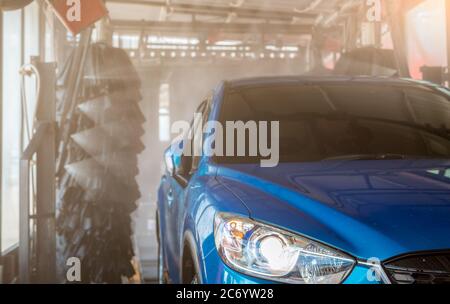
[191,274,199,284]
[156,211,167,284]
[183,251,200,284]
[191,275,199,285]
[157,240,166,284]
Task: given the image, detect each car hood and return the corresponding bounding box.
[215,159,450,260]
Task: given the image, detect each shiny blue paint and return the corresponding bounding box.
[216,160,450,261]
[343,265,381,284]
[156,77,450,284]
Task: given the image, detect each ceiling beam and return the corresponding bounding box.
[402,0,425,11]
[227,0,246,23]
[111,20,314,35]
[105,0,317,22]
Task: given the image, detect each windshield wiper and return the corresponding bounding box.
[322,154,415,161]
[254,112,450,141]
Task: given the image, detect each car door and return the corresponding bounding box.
[165,100,209,280]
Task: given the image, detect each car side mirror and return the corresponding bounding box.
[164,150,175,177]
[165,141,190,188]
[164,140,184,177]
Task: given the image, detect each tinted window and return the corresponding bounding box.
[217,84,450,164]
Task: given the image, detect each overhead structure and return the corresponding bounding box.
[0,0,33,11]
[106,0,317,21]
[104,0,352,64]
[102,0,416,76]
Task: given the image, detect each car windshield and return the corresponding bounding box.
[216,83,450,164]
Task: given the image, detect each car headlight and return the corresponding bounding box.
[214,213,355,284]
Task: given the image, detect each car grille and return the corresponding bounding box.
[383,252,450,284]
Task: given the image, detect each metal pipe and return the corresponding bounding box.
[34,60,56,284]
[386,0,410,77]
[294,0,323,13]
[446,0,450,86]
[19,121,52,283]
[314,0,361,28]
[38,0,46,60]
[105,0,317,21]
[0,10,3,258]
[111,20,313,35]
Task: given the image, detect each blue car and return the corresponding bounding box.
[157,76,450,284]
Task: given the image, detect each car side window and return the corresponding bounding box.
[176,102,205,178]
[191,95,212,174]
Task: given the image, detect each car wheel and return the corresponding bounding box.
[191,274,199,284]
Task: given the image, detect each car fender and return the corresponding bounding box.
[182,229,204,283]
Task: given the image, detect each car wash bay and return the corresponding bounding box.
[0,0,449,283]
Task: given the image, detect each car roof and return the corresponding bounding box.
[224,75,441,90]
